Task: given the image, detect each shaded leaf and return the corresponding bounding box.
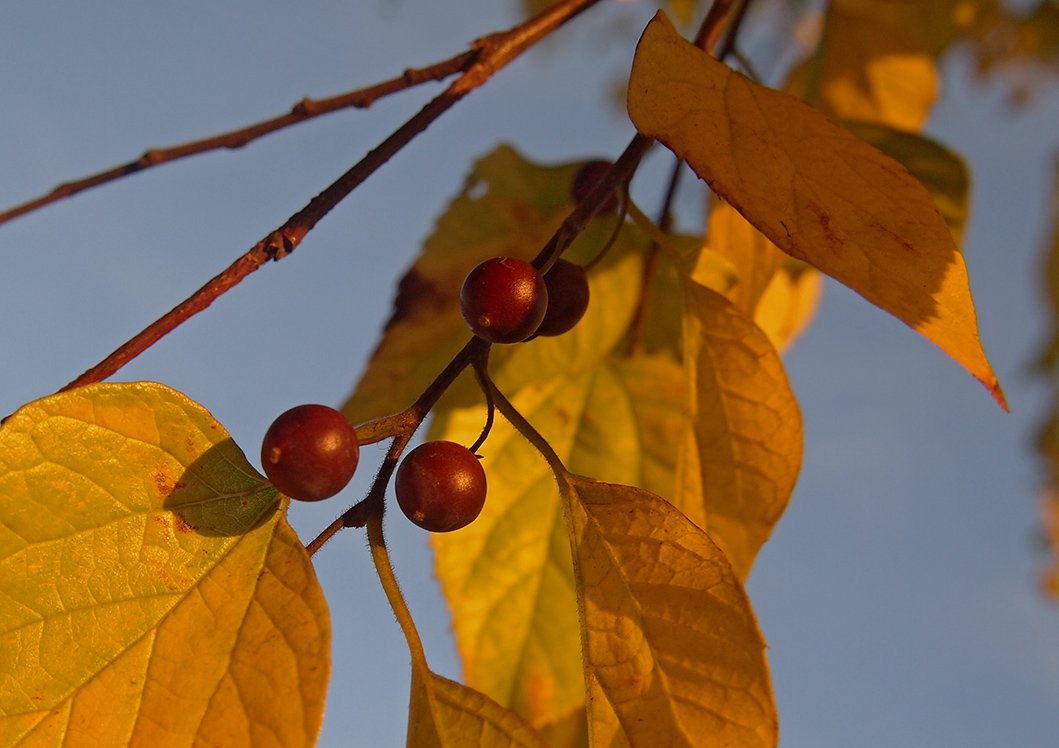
[407,667,548,748]
[0,383,329,747]
[678,284,803,581]
[561,474,777,747]
[845,121,971,244]
[628,12,1006,408]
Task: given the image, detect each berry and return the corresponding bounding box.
[571,160,619,214]
[460,257,548,343]
[261,404,359,501]
[536,259,590,337]
[395,441,487,532]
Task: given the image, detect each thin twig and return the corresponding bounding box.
[306,134,648,554]
[715,0,755,61]
[583,188,631,272]
[693,0,738,51]
[468,349,496,455]
[306,336,487,554]
[0,53,476,228]
[531,134,652,274]
[60,0,607,392]
[623,159,684,355]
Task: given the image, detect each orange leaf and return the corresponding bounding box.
[561,474,777,746]
[628,11,1006,409]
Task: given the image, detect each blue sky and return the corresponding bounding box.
[2,2,1059,746]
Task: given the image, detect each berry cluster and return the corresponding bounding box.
[260,162,605,533]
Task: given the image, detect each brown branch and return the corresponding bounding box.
[694,0,738,51]
[306,336,489,555]
[307,132,652,554]
[0,53,477,228]
[60,0,607,392]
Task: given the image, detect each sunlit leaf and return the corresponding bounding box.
[428,356,686,729]
[702,200,786,313]
[787,0,939,131]
[406,667,548,747]
[0,383,330,747]
[342,145,646,422]
[753,261,824,354]
[560,474,777,746]
[628,11,1006,409]
[677,284,802,581]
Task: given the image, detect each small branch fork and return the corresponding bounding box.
[305,135,651,555]
[306,0,746,555]
[58,0,607,392]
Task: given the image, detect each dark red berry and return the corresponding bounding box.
[536,259,590,337]
[571,160,619,214]
[261,404,359,501]
[460,257,548,343]
[395,441,487,532]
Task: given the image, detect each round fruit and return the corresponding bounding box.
[261,404,359,501]
[571,160,619,214]
[395,441,487,532]
[536,259,590,337]
[460,256,548,343]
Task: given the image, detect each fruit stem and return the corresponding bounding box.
[366,511,430,669]
[468,349,496,454]
[583,189,630,272]
[531,134,652,274]
[486,379,567,479]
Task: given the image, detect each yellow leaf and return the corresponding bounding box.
[561,474,777,747]
[406,668,548,748]
[0,383,330,747]
[702,200,786,313]
[429,374,591,729]
[342,145,646,422]
[628,11,1006,409]
[753,262,823,354]
[788,0,939,131]
[428,357,686,729]
[678,284,803,581]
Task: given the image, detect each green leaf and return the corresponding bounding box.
[428,356,686,729]
[0,383,330,747]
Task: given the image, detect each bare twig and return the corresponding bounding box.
[306,133,650,554]
[694,0,738,51]
[306,336,488,555]
[0,53,476,228]
[60,0,607,392]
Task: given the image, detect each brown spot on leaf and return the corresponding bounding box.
[383,269,448,331]
[174,514,197,534]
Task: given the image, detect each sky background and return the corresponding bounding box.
[2,1,1059,746]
